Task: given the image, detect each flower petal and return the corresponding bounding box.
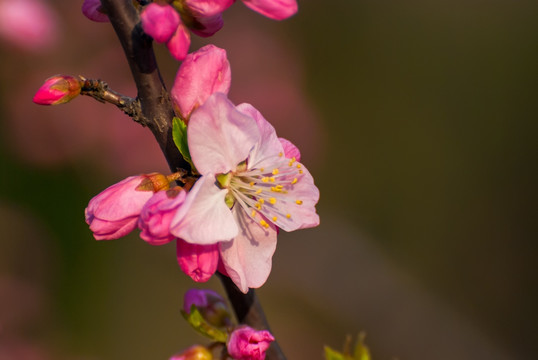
[170,175,238,244]
[219,208,277,293]
[279,137,301,161]
[189,93,260,175]
[241,0,298,20]
[236,102,283,171]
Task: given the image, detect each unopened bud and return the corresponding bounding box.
[170,345,212,360]
[183,288,232,328]
[33,75,82,105]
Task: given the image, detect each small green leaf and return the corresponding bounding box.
[181,305,228,343]
[172,117,196,171]
[324,346,347,360]
[353,333,371,360]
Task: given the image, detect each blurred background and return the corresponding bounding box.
[0,0,536,359]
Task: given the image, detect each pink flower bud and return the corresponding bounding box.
[177,241,220,282]
[140,3,180,43]
[170,345,213,360]
[183,0,234,17]
[241,0,298,20]
[227,326,275,360]
[0,0,59,52]
[138,187,187,245]
[33,75,82,105]
[171,45,231,119]
[82,0,109,23]
[85,175,156,240]
[189,13,224,38]
[183,288,232,327]
[278,137,301,162]
[166,21,191,61]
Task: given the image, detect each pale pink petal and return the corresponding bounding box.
[170,175,238,244]
[82,0,109,22]
[219,208,277,293]
[140,3,180,43]
[166,21,191,61]
[241,0,297,20]
[184,0,234,17]
[138,188,186,245]
[279,137,301,161]
[177,240,219,282]
[171,45,231,119]
[236,103,283,171]
[188,93,260,175]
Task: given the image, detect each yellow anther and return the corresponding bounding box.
[291,178,298,184]
[272,168,279,175]
[255,203,261,209]
[255,189,262,194]
[251,210,257,218]
[286,214,291,219]
[295,200,303,205]
[269,197,277,204]
[260,220,269,228]
[272,216,278,222]
[269,177,275,182]
[260,168,265,172]
[279,152,283,157]
[297,164,302,168]
[259,199,265,204]
[271,185,283,193]
[299,170,303,174]
[262,177,269,183]
[249,181,255,187]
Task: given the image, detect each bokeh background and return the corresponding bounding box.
[0,0,537,359]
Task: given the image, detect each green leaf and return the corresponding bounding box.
[324,346,347,360]
[353,333,371,360]
[181,305,228,343]
[172,117,196,171]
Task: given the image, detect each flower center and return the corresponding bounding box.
[225,154,305,230]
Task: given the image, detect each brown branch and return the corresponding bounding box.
[99,1,286,358]
[80,77,142,120]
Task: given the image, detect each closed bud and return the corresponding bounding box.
[227,326,275,360]
[170,345,213,360]
[33,75,82,105]
[183,288,232,328]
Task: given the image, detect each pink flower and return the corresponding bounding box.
[85,175,162,240]
[183,0,234,17]
[166,22,191,61]
[279,137,301,162]
[177,241,219,282]
[140,3,180,43]
[170,93,319,292]
[227,326,275,360]
[171,45,231,120]
[33,75,82,105]
[138,187,186,245]
[0,0,59,52]
[241,0,298,20]
[169,345,212,360]
[81,0,109,22]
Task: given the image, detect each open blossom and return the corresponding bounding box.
[170,92,319,292]
[227,326,275,360]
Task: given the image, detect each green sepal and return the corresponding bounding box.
[181,305,228,343]
[353,333,371,360]
[172,117,196,172]
[324,346,348,360]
